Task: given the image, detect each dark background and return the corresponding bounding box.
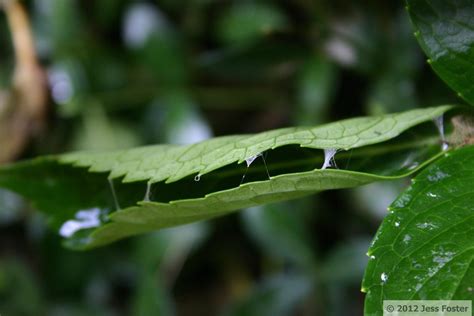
[0,0,460,315]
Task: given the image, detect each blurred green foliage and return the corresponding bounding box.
[0,0,462,315]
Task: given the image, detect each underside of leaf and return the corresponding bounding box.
[0,106,456,249]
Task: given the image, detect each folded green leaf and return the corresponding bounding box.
[60,105,452,183]
[407,0,474,105]
[0,106,453,249]
[362,145,474,315]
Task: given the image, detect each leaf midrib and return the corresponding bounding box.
[206,135,441,180]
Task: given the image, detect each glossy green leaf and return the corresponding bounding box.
[362,145,474,315]
[407,0,474,105]
[0,106,453,249]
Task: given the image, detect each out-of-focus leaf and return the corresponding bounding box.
[407,0,474,105]
[48,60,88,117]
[362,145,474,315]
[367,11,420,113]
[198,42,307,82]
[134,223,210,271]
[132,276,173,316]
[142,33,188,86]
[143,90,212,145]
[72,104,141,151]
[368,73,417,115]
[0,188,24,224]
[93,0,124,28]
[351,181,406,220]
[123,3,169,49]
[322,239,370,284]
[0,106,453,249]
[241,201,315,268]
[321,239,371,316]
[216,3,288,46]
[222,273,313,316]
[34,0,83,56]
[131,223,209,316]
[324,12,380,72]
[295,55,336,125]
[130,231,188,316]
[0,259,44,315]
[48,304,106,316]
